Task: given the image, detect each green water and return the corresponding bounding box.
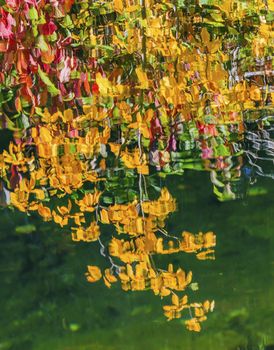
[1,170,273,350]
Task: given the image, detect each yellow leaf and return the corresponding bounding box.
[201,28,210,44]
[203,231,216,248]
[181,295,188,306]
[63,109,74,122]
[249,85,262,101]
[32,189,45,200]
[135,67,149,89]
[195,307,205,317]
[171,293,180,306]
[203,300,210,312]
[113,0,123,13]
[168,263,173,273]
[137,164,149,175]
[160,287,171,297]
[86,265,102,282]
[185,318,201,332]
[103,268,118,288]
[39,127,52,143]
[96,73,112,96]
[100,208,110,223]
[37,204,52,221]
[196,249,215,260]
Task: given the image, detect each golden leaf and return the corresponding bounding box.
[195,307,205,317]
[37,204,52,221]
[135,67,149,89]
[103,268,118,288]
[113,0,123,13]
[39,127,52,143]
[185,318,201,332]
[171,293,180,307]
[100,209,110,224]
[86,265,102,283]
[63,109,74,122]
[160,287,171,297]
[200,28,210,44]
[196,249,215,260]
[96,73,112,96]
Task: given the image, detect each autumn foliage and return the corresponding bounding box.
[0,0,273,332]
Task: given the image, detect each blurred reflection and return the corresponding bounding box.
[0,122,216,331]
[0,0,273,337]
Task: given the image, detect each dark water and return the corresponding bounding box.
[1,170,273,350]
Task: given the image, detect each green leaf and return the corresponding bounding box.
[98,45,115,53]
[34,107,45,118]
[29,7,38,21]
[63,92,75,101]
[63,15,74,29]
[37,35,48,52]
[204,21,225,28]
[15,224,36,234]
[228,27,239,35]
[38,66,60,96]
[178,0,185,8]
[213,185,224,202]
[48,32,58,42]
[102,196,114,204]
[215,144,230,157]
[32,25,38,37]
[37,13,46,25]
[0,115,16,130]
[248,187,268,197]
[210,12,224,22]
[81,96,93,104]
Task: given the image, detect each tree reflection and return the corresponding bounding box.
[0,123,216,331]
[0,0,272,334]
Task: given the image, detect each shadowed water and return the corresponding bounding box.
[0,170,274,350]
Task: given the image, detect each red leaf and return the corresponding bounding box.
[40,21,57,36]
[92,82,99,95]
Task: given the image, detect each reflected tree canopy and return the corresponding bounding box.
[0,0,273,336]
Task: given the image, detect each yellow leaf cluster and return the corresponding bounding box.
[75,190,101,212]
[72,222,100,242]
[142,188,176,217]
[121,148,149,175]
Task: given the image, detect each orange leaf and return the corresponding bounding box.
[86,265,102,282]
